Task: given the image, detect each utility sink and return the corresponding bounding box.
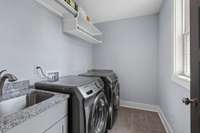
[0,91,54,117]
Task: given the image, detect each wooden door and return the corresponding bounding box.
[191,0,200,132]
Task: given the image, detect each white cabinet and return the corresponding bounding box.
[61,116,68,133]
[45,117,67,133]
[7,100,68,133]
[45,123,61,133]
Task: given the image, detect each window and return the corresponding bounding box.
[182,0,190,77]
[173,0,190,89]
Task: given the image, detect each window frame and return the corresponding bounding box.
[172,0,190,90]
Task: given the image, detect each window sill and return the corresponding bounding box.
[171,74,190,90]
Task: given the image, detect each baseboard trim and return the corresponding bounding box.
[120,99,159,112]
[120,100,174,133]
[157,108,174,133]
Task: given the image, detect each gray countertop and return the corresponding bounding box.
[0,81,69,133]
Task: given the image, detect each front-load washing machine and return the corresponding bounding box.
[79,69,120,130]
[35,75,108,133]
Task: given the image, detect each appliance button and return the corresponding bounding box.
[86,90,93,95]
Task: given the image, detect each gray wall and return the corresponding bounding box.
[0,0,93,83]
[158,0,190,132]
[94,16,158,105]
[0,0,191,132]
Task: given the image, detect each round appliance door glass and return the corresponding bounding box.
[113,82,120,110]
[89,92,108,133]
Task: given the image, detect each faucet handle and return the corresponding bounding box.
[0,70,7,76]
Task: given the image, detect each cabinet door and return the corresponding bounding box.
[45,117,68,133]
[61,116,68,133]
[44,122,62,133]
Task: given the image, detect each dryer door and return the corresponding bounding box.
[89,92,108,133]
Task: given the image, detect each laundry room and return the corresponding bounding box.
[0,0,194,133]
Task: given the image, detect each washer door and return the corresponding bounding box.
[89,92,108,133]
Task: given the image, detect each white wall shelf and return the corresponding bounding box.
[67,27,102,44]
[36,0,78,17]
[63,14,102,44]
[36,0,102,44]
[77,16,102,36]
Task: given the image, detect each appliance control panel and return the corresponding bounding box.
[78,80,103,99]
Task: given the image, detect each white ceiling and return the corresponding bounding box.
[77,0,163,23]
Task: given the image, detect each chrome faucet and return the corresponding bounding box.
[0,70,18,96]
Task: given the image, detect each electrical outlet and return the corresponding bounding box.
[47,71,59,82]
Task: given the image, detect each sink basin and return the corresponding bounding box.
[0,91,54,117]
